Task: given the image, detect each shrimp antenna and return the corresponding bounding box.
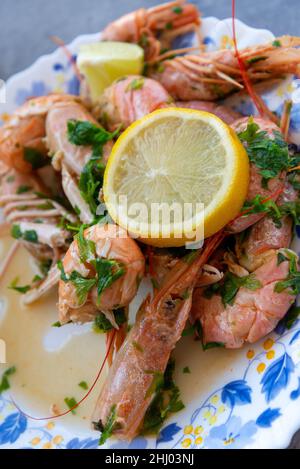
[231,0,278,124]
[10,329,116,421]
[49,35,83,83]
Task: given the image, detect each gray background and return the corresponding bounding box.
[0,0,299,449]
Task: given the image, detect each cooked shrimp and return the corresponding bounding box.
[58,223,145,324]
[235,182,297,272]
[91,232,223,441]
[101,0,201,61]
[46,100,114,222]
[0,164,77,301]
[0,94,79,173]
[191,183,298,348]
[96,76,172,131]
[227,117,286,233]
[150,36,300,101]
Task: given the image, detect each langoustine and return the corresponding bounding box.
[58,223,145,364]
[150,36,300,101]
[191,182,299,348]
[0,163,77,303]
[91,232,223,441]
[101,0,202,62]
[95,75,172,131]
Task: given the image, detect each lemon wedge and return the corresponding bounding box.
[77,42,144,101]
[104,108,249,247]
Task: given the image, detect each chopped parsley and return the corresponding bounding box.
[246,56,267,65]
[172,6,183,14]
[78,381,89,390]
[183,366,190,374]
[93,308,127,333]
[204,271,261,306]
[132,340,144,353]
[67,120,119,215]
[11,225,38,244]
[272,39,282,47]
[24,147,48,169]
[238,118,290,188]
[8,277,31,294]
[64,397,78,415]
[75,225,96,263]
[92,258,125,303]
[0,366,16,394]
[52,321,62,328]
[142,359,184,434]
[126,77,145,91]
[241,196,300,228]
[274,250,300,295]
[16,185,32,194]
[97,404,118,446]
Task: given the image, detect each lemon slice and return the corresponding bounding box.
[104,108,249,247]
[77,42,144,101]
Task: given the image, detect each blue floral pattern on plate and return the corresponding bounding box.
[1,18,300,449]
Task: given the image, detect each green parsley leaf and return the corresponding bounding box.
[203,342,225,351]
[142,358,184,434]
[172,6,183,14]
[126,77,145,91]
[272,39,282,47]
[274,250,300,295]
[11,224,22,239]
[0,366,16,394]
[23,230,38,244]
[52,321,62,328]
[246,56,267,65]
[183,366,190,374]
[8,277,31,294]
[64,397,78,414]
[78,381,89,390]
[16,185,32,194]
[68,272,96,305]
[98,404,117,445]
[93,308,126,333]
[132,341,144,353]
[75,225,96,263]
[24,147,48,169]
[92,258,125,302]
[238,118,290,186]
[204,272,261,306]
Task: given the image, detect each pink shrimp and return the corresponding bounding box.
[191,184,298,348]
[58,223,145,323]
[150,36,300,101]
[91,232,223,441]
[227,116,286,233]
[58,223,145,365]
[101,1,201,62]
[0,94,79,173]
[96,75,172,131]
[46,100,114,223]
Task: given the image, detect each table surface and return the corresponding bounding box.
[0,0,299,449]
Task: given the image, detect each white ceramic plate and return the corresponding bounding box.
[1,17,300,450]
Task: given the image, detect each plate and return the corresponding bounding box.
[1,17,300,450]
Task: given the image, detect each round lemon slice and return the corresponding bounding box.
[104,108,249,247]
[77,42,144,101]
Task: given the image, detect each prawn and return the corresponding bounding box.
[91,232,223,441]
[46,100,114,223]
[0,164,77,303]
[58,223,145,363]
[150,36,300,101]
[95,75,172,131]
[101,0,202,62]
[0,94,79,173]
[227,116,287,233]
[191,184,299,348]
